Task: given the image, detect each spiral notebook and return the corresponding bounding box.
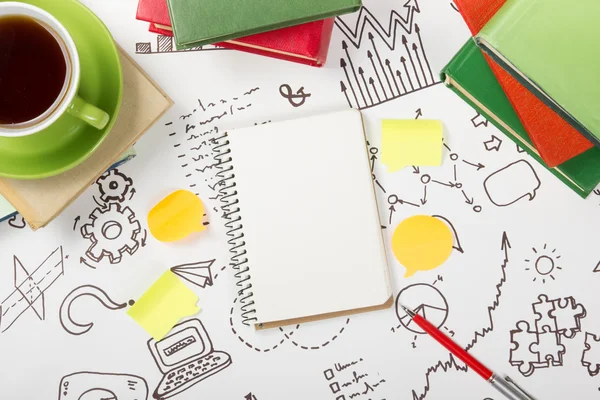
[216,109,393,329]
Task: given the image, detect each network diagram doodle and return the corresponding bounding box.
[147,318,232,399]
[413,233,510,400]
[335,1,439,110]
[0,247,65,333]
[58,371,148,400]
[59,285,134,336]
[376,130,486,221]
[79,169,146,267]
[524,244,563,284]
[509,294,587,377]
[322,357,387,400]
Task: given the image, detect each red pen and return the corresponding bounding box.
[400,304,535,400]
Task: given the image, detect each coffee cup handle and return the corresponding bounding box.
[67,96,110,130]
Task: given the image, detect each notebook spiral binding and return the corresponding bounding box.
[214,132,257,326]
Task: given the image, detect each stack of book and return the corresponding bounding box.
[443,0,600,198]
[136,0,362,67]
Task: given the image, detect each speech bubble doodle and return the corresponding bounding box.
[381,120,443,172]
[59,285,134,336]
[484,160,541,207]
[148,190,207,242]
[391,215,454,278]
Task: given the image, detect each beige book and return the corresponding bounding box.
[0,49,173,230]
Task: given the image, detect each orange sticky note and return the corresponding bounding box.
[392,215,453,278]
[148,190,206,242]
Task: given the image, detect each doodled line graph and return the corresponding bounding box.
[335,1,439,110]
[412,233,510,400]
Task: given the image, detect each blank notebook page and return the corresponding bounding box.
[227,109,391,325]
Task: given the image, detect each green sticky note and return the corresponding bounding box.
[127,270,200,340]
[381,120,443,172]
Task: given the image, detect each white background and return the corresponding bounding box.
[1,0,599,399]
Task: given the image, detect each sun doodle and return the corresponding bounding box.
[524,244,562,284]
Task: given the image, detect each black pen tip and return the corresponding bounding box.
[400,304,416,318]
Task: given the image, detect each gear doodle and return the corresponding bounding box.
[96,169,133,203]
[81,203,141,264]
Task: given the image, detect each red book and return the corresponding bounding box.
[455,0,593,167]
[137,0,334,67]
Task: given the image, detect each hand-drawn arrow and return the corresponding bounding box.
[421,186,428,205]
[461,190,474,205]
[415,108,423,119]
[462,160,485,170]
[73,216,80,231]
[484,135,502,151]
[370,154,377,171]
[388,205,396,225]
[80,257,96,270]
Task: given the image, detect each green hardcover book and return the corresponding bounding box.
[475,0,600,148]
[167,0,361,49]
[441,40,600,199]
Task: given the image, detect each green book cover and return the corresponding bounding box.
[441,40,600,199]
[167,0,361,49]
[475,0,600,147]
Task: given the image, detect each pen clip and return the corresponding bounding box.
[504,376,536,400]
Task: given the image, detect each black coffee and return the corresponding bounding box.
[0,15,67,124]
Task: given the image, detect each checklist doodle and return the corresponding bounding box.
[322,358,387,400]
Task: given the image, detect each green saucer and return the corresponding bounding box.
[0,0,122,179]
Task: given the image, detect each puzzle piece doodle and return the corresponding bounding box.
[530,326,566,367]
[581,332,600,377]
[532,294,558,333]
[510,294,588,377]
[509,321,540,377]
[549,297,586,339]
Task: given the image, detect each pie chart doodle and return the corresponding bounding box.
[395,284,449,334]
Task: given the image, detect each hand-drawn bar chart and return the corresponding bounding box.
[335,2,439,110]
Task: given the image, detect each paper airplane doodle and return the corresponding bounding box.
[0,247,65,333]
[170,260,215,289]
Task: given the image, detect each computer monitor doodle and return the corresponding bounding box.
[147,318,232,399]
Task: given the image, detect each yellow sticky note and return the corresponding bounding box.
[381,120,443,172]
[392,215,453,278]
[148,190,207,242]
[127,270,200,340]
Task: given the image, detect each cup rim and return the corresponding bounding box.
[0,2,80,138]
